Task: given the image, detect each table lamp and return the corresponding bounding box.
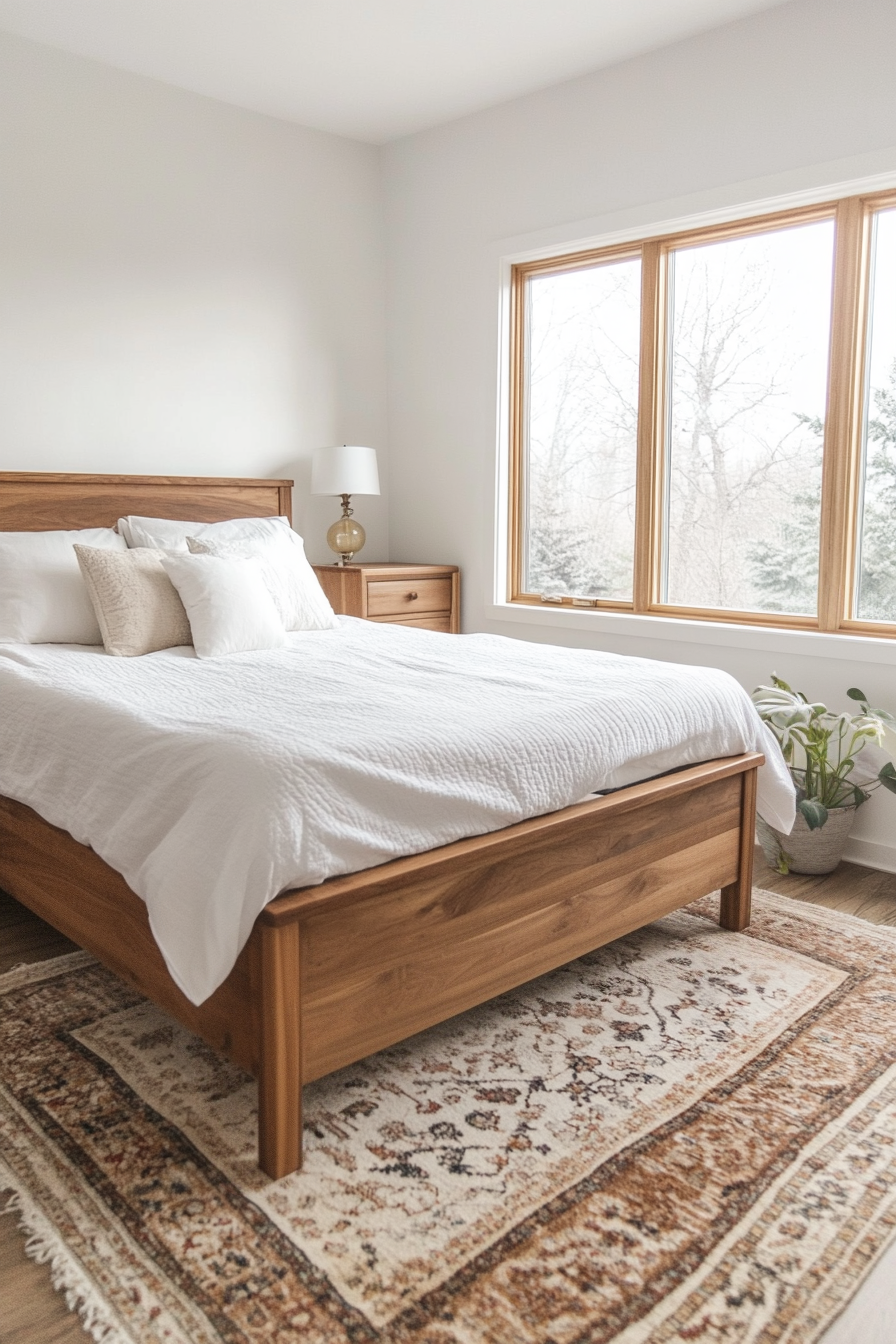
[311,445,380,565]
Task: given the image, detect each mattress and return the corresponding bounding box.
[0,618,794,1005]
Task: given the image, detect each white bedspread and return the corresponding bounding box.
[0,619,794,1005]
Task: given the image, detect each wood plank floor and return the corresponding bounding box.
[0,893,83,1344]
[2,852,896,1342]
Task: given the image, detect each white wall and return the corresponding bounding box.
[382,0,896,869]
[0,29,388,561]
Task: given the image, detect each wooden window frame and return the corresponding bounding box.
[509,189,896,639]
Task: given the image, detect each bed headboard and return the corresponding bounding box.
[0,473,293,531]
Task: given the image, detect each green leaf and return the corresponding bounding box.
[771,673,794,692]
[798,798,829,830]
[853,785,869,808]
[878,761,896,795]
[847,687,868,702]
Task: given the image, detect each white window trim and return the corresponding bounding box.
[486,598,896,667]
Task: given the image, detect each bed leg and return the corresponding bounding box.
[720,766,757,932]
[256,920,303,1179]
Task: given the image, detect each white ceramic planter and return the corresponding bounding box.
[757,806,857,876]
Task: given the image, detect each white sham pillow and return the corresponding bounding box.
[186,530,338,632]
[119,514,293,552]
[160,552,286,658]
[0,528,128,645]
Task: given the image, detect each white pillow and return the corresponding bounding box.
[0,528,128,645]
[119,514,293,552]
[186,530,338,632]
[160,552,286,658]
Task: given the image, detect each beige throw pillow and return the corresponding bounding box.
[74,545,193,657]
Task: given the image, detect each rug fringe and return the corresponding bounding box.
[0,1161,136,1344]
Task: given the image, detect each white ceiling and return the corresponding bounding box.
[0,0,794,143]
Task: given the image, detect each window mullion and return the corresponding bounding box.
[817,195,868,630]
[633,240,664,613]
[508,265,526,602]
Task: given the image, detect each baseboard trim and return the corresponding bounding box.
[842,836,896,875]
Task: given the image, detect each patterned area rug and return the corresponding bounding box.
[2,889,896,1344]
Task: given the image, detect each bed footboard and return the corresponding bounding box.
[0,752,761,1180]
[720,763,757,931]
[255,752,761,1175]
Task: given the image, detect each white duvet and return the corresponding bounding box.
[0,619,794,1005]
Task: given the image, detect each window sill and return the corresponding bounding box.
[487,600,896,666]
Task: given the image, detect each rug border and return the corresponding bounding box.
[750,886,896,941]
[0,949,95,992]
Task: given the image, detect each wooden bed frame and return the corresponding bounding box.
[0,472,760,1179]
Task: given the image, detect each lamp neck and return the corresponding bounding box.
[340,493,353,518]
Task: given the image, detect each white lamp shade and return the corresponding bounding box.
[311,445,380,496]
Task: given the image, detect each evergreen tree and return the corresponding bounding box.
[748,414,822,613]
[526,483,610,596]
[749,364,896,621]
[858,358,896,621]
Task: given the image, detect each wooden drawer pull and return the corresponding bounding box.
[408,591,418,600]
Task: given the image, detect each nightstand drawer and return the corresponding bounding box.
[366,576,452,618]
[370,613,452,633]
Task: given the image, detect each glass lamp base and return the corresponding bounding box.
[327,514,366,565]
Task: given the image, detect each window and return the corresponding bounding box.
[522,254,641,602]
[509,191,896,636]
[856,207,896,624]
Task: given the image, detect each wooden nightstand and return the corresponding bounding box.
[312,562,460,633]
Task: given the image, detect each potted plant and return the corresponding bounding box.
[752,675,896,875]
